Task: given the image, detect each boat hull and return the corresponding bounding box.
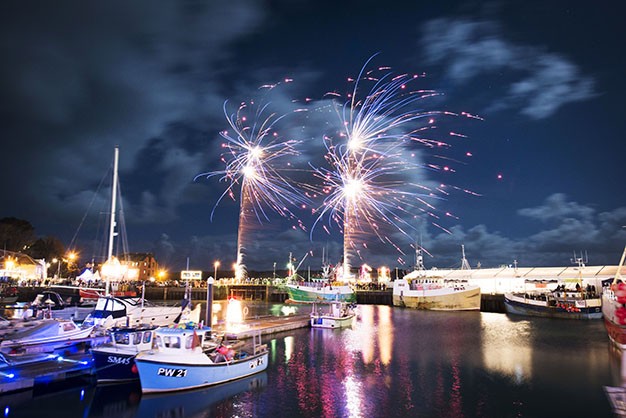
[310,313,355,329]
[504,293,602,320]
[92,348,140,382]
[135,351,269,393]
[602,290,626,349]
[285,284,356,303]
[393,280,480,311]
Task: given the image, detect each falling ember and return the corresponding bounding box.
[195,86,310,280]
[307,54,480,277]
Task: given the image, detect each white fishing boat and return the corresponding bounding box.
[0,318,95,353]
[392,246,481,311]
[91,301,203,383]
[135,324,268,393]
[310,300,356,329]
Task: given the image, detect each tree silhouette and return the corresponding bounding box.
[0,217,36,252]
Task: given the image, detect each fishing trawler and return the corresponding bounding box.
[392,246,481,311]
[135,324,268,393]
[284,252,356,303]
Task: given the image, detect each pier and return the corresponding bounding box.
[0,351,93,394]
[15,284,507,312]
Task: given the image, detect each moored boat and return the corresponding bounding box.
[81,293,196,330]
[602,246,626,349]
[393,276,481,311]
[310,300,356,329]
[0,318,95,354]
[28,290,94,322]
[91,324,159,383]
[504,279,602,320]
[392,245,481,311]
[135,325,268,393]
[285,279,356,303]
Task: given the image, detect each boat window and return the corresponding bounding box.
[115,333,130,345]
[155,335,162,347]
[62,322,76,332]
[143,331,152,344]
[162,336,181,349]
[133,332,141,345]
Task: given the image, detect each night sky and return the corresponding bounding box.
[1,0,624,273]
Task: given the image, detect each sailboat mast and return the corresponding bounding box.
[103,146,119,297]
[107,146,119,261]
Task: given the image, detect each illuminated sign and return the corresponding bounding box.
[180,270,202,280]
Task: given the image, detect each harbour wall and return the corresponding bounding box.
[16,285,506,313]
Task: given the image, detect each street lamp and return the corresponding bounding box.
[214,261,220,282]
[52,258,60,278]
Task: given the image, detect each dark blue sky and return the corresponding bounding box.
[1,0,624,273]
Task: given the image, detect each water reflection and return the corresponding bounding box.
[0,302,617,417]
[481,312,533,383]
[134,373,267,418]
[85,373,267,418]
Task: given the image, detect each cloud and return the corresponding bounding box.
[517,193,594,222]
[420,17,596,119]
[0,0,266,229]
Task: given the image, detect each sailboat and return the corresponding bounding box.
[82,147,192,330]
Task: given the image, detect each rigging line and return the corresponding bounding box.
[115,177,130,262]
[68,164,112,251]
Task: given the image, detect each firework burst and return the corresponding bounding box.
[310,56,480,279]
[195,87,310,280]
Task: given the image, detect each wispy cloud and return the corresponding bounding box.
[421,18,597,119]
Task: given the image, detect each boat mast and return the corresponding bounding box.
[460,245,471,270]
[105,146,119,296]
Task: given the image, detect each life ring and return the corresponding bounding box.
[243,307,249,316]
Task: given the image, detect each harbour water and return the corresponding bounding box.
[1,302,621,417]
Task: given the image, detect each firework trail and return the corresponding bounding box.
[195,86,310,280]
[310,55,480,279]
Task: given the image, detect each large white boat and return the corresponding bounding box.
[82,293,196,329]
[392,246,481,311]
[393,276,481,311]
[135,324,268,393]
[602,246,626,349]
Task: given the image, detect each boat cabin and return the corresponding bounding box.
[153,326,213,354]
[109,325,157,352]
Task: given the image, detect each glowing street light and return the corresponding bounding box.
[214,261,220,282]
[52,257,60,278]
